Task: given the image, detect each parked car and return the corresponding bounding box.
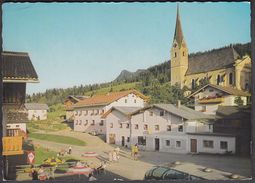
[144,166,204,181]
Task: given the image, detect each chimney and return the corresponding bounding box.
[177,100,181,108]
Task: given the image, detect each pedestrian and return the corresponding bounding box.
[134,144,139,160]
[131,145,135,159]
[112,150,117,162]
[115,147,120,160]
[30,165,38,180]
[108,151,113,162]
[68,146,72,155]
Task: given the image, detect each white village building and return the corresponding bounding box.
[188,84,250,115]
[24,103,49,121]
[72,90,148,135]
[103,102,236,155]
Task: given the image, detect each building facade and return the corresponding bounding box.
[72,90,148,134]
[170,7,251,91]
[103,103,236,154]
[24,103,49,121]
[188,84,250,114]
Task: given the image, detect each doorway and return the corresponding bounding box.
[109,134,116,144]
[121,136,125,146]
[190,139,197,153]
[155,138,160,151]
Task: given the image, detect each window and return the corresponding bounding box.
[138,136,146,145]
[155,125,159,131]
[126,124,130,129]
[75,120,79,125]
[125,99,127,103]
[160,111,164,116]
[166,140,170,146]
[84,110,88,116]
[79,111,82,116]
[16,125,19,127]
[135,124,139,130]
[127,137,130,142]
[95,109,99,115]
[99,120,104,126]
[79,120,82,125]
[119,123,123,128]
[110,123,113,128]
[191,79,195,89]
[209,88,214,92]
[91,110,94,115]
[208,124,213,132]
[229,73,233,85]
[217,75,221,85]
[149,111,153,116]
[84,120,88,126]
[245,83,249,90]
[201,106,206,112]
[183,51,185,56]
[75,111,78,116]
[178,125,183,132]
[220,141,228,150]
[144,124,148,130]
[134,99,137,103]
[203,140,214,148]
[91,120,95,126]
[167,125,171,131]
[174,52,177,57]
[101,109,104,114]
[176,141,181,148]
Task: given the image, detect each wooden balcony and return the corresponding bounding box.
[198,97,224,104]
[2,136,23,156]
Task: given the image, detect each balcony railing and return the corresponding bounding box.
[2,136,23,156]
[198,97,224,104]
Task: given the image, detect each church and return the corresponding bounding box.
[170,6,251,92]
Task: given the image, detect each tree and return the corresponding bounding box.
[234,96,244,106]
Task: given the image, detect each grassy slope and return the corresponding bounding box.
[29,133,86,146]
[34,146,77,165]
[84,82,140,96]
[27,104,70,132]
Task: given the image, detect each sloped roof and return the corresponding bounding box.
[186,46,241,75]
[2,51,39,82]
[73,90,149,108]
[102,106,142,118]
[153,104,214,120]
[131,104,214,121]
[24,103,49,110]
[188,84,251,98]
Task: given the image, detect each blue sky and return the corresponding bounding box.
[3,2,250,94]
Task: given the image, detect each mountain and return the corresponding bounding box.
[114,69,147,82]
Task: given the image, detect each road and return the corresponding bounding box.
[23,130,251,181]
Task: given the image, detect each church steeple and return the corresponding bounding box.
[173,4,186,48]
[170,4,188,88]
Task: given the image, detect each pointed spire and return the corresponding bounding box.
[174,4,185,48]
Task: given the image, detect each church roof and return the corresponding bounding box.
[173,5,185,48]
[186,46,241,75]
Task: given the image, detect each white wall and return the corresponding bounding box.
[188,134,236,154]
[27,109,47,121]
[73,92,147,134]
[146,133,189,154]
[106,110,131,147]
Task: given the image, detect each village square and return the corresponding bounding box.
[2,2,252,182]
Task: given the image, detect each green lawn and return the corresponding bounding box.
[34,146,78,165]
[29,133,86,146]
[27,104,70,132]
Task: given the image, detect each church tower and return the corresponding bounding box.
[170,5,188,88]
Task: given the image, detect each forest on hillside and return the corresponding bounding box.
[26,43,251,106]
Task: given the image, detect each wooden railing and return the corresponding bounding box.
[2,136,23,156]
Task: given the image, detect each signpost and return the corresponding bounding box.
[27,151,35,164]
[2,136,23,156]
